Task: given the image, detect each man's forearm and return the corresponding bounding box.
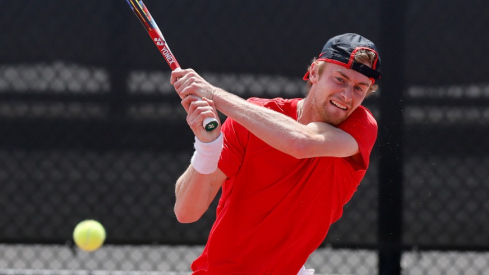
[211,88,358,158]
[212,88,314,158]
[174,166,214,223]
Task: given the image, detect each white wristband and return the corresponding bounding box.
[190,133,224,174]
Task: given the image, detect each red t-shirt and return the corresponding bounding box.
[191,97,377,275]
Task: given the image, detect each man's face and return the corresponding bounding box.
[308,62,371,125]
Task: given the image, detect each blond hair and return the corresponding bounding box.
[306,50,379,96]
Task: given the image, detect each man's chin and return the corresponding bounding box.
[324,117,345,126]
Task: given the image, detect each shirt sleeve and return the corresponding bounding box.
[337,106,378,170]
[218,116,250,178]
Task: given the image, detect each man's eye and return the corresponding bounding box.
[335,77,345,83]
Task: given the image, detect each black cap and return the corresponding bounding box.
[304,33,382,83]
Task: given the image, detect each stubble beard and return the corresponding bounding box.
[312,95,347,126]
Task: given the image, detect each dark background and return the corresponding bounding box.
[1,0,488,274]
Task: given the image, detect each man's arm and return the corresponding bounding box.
[171,91,225,223]
[171,69,359,159]
[174,166,227,223]
[212,90,359,159]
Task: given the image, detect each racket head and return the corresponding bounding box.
[126,0,156,32]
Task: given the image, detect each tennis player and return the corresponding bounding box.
[171,33,382,275]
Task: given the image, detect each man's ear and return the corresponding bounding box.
[309,62,319,84]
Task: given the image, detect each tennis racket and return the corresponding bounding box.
[126,0,218,131]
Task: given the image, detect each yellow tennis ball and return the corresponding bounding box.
[73,220,106,252]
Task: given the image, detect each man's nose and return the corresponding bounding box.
[340,86,353,102]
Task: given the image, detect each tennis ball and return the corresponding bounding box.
[73,220,106,252]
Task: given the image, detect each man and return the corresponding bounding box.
[171,33,382,274]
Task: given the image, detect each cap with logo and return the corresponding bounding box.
[303,33,382,83]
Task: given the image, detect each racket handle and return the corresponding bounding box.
[203,117,219,131]
[195,95,218,131]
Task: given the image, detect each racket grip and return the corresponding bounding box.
[195,95,218,131]
[203,117,219,131]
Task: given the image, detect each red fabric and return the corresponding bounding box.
[191,97,377,275]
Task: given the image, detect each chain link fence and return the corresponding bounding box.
[1,0,489,274]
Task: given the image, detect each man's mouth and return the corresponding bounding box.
[330,100,347,110]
